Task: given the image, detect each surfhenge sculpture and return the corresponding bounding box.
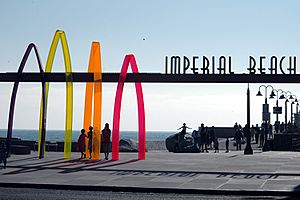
[6,30,147,160]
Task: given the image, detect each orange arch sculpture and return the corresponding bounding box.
[112,54,146,160]
[83,42,102,160]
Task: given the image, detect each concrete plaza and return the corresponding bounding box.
[1,150,300,196]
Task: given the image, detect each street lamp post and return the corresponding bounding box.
[290,95,298,124]
[279,91,292,132]
[270,89,284,124]
[244,84,253,155]
[256,85,275,152]
[270,89,285,133]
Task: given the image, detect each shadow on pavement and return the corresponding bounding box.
[3,158,139,175]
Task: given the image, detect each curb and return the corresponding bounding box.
[0,182,300,197]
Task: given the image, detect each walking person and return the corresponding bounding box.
[101,123,111,160]
[77,129,86,159]
[87,126,93,159]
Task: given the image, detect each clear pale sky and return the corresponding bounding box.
[1,0,300,131]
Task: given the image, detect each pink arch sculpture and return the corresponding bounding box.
[112,54,146,160]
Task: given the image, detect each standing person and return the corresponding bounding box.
[214,138,219,153]
[195,126,201,150]
[199,124,205,152]
[177,123,192,134]
[0,141,7,168]
[88,126,93,159]
[77,129,86,159]
[201,126,209,153]
[254,124,260,144]
[279,122,285,133]
[101,123,111,160]
[259,123,265,148]
[251,125,255,141]
[177,123,191,151]
[268,124,273,139]
[208,126,215,149]
[234,122,239,132]
[225,137,229,153]
[234,128,242,150]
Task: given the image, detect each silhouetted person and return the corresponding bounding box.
[77,129,86,159]
[225,138,229,153]
[234,122,239,132]
[259,126,265,148]
[209,126,215,149]
[101,123,111,160]
[88,126,93,159]
[214,138,219,153]
[268,124,273,139]
[254,124,260,144]
[194,126,201,150]
[201,126,209,153]
[234,128,243,150]
[177,123,191,134]
[0,141,7,168]
[279,122,285,132]
[177,123,191,151]
[251,125,255,141]
[274,121,279,133]
[244,124,252,145]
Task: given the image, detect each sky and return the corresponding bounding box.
[1,0,300,131]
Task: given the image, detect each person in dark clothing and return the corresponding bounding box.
[101,123,111,160]
[177,123,191,151]
[0,141,7,168]
[225,137,229,153]
[88,126,93,159]
[77,129,86,159]
[208,126,215,149]
[200,126,209,153]
[234,128,243,150]
[177,123,191,134]
[254,124,260,144]
[214,138,219,153]
[279,122,285,133]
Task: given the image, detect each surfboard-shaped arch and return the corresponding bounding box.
[112,54,146,160]
[7,43,46,156]
[83,42,102,160]
[38,30,73,159]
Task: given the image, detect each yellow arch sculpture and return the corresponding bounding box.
[38,30,73,159]
[83,42,102,160]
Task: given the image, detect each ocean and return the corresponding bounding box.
[0,129,175,142]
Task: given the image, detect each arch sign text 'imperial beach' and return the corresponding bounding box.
[1,30,300,161]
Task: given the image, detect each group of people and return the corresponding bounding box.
[77,123,111,160]
[178,123,230,153]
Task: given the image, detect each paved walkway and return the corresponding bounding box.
[1,150,300,196]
